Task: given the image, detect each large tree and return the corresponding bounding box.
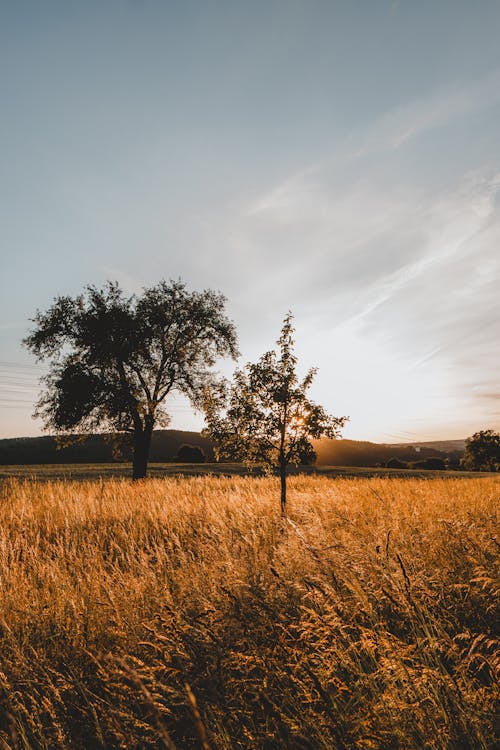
[204,313,347,516]
[24,280,238,478]
[461,429,500,472]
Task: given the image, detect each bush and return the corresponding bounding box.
[176,444,206,463]
[386,457,408,469]
[411,458,446,471]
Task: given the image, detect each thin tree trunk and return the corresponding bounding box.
[132,424,153,480]
[280,461,287,517]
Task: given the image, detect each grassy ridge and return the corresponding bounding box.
[0,476,498,748]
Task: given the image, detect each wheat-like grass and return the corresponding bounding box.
[0,476,497,748]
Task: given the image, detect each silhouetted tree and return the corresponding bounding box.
[204,313,347,516]
[177,444,206,463]
[24,280,238,479]
[461,430,500,472]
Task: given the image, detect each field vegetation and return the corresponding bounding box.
[0,463,490,482]
[0,476,497,749]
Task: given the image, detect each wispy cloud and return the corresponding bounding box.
[353,70,500,155]
[191,82,500,440]
[337,171,500,329]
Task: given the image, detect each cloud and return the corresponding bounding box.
[186,82,500,439]
[340,171,500,329]
[353,69,500,155]
[95,74,500,440]
[226,161,499,336]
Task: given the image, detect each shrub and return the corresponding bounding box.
[176,444,206,463]
[386,457,408,469]
[412,457,446,470]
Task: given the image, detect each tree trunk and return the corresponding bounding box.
[280,461,287,517]
[132,423,153,480]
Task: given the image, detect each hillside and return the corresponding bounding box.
[313,437,465,467]
[0,431,464,467]
[0,430,214,465]
[389,438,466,452]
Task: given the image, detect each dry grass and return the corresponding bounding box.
[0,476,498,749]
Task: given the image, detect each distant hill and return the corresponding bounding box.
[389,439,466,453]
[0,431,465,467]
[314,438,464,468]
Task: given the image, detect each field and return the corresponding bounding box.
[0,476,497,749]
[0,462,490,481]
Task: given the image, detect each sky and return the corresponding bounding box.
[1,0,500,443]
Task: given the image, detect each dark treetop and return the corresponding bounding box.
[24,280,238,478]
[204,313,347,514]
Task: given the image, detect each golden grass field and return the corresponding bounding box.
[0,476,498,749]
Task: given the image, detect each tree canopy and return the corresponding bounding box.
[204,313,347,514]
[24,280,238,478]
[461,429,500,472]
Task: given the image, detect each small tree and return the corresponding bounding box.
[461,429,500,472]
[204,314,347,516]
[24,280,238,479]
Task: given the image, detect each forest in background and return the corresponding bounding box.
[0,430,465,467]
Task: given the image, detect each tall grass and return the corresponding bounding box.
[0,476,497,748]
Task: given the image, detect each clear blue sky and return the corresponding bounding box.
[1,1,500,441]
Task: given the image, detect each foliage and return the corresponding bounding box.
[0,476,497,749]
[386,457,409,469]
[462,429,500,472]
[203,313,347,513]
[23,280,238,477]
[411,457,447,470]
[176,444,206,463]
